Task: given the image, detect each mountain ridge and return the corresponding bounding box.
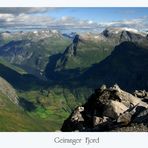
[80,41,148,91]
[0,27,148,131]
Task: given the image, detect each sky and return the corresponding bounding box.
[0,7,148,32]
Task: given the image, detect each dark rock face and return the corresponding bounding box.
[63,34,79,57]
[61,84,148,132]
[0,40,33,63]
[55,34,80,71]
[119,30,146,42]
[82,41,148,91]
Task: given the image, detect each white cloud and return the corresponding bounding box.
[100,17,148,31]
[0,12,100,31]
[0,8,50,15]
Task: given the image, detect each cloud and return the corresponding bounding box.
[0,12,100,31]
[0,8,148,32]
[0,8,50,15]
[100,16,148,31]
[0,8,55,30]
[0,7,101,31]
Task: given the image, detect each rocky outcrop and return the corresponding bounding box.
[133,90,148,103]
[61,84,148,132]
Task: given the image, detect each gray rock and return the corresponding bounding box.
[93,116,108,127]
[133,90,147,98]
[103,100,128,119]
[71,106,84,122]
[100,84,107,91]
[117,112,132,126]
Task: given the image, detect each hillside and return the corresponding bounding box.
[0,77,51,131]
[0,30,71,78]
[0,76,70,131]
[81,41,148,91]
[0,63,47,90]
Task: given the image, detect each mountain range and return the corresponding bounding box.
[0,27,148,131]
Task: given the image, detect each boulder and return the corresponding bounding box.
[111,84,148,108]
[117,112,132,126]
[133,90,147,98]
[93,116,108,127]
[71,106,84,122]
[103,100,128,119]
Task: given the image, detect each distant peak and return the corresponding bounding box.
[102,27,146,36]
[73,34,79,43]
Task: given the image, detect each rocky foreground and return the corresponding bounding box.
[61,84,148,132]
